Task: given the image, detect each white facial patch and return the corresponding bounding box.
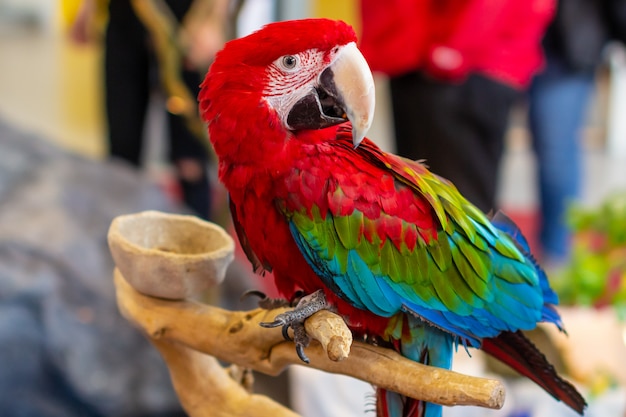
[263,49,327,129]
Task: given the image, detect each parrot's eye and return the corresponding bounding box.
[280,55,299,70]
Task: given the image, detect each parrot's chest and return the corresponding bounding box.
[229,171,397,333]
[233,184,322,290]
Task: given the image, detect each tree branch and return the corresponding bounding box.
[150,339,300,417]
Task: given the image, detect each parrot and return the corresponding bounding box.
[198,18,586,417]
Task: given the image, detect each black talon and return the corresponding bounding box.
[291,322,311,363]
[240,289,267,302]
[282,325,292,341]
[296,343,310,364]
[289,290,305,306]
[259,318,284,328]
[241,289,290,309]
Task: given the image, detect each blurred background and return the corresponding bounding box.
[2,0,626,242]
[1,0,625,416]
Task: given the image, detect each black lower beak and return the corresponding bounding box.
[286,67,347,131]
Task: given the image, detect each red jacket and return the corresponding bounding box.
[359,0,556,89]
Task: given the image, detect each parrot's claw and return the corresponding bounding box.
[296,344,308,363]
[292,321,312,363]
[259,290,328,363]
[281,325,292,341]
[240,289,291,310]
[288,290,306,306]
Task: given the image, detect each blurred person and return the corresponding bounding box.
[528,0,626,266]
[359,0,556,213]
[71,0,232,220]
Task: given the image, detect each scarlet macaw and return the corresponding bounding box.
[199,18,585,417]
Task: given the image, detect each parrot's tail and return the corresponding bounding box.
[376,317,453,417]
[375,387,422,417]
[487,211,586,415]
[482,330,587,414]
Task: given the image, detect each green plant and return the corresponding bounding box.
[552,192,626,319]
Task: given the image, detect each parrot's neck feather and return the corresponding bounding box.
[207,102,293,192]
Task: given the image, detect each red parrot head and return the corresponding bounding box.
[199,18,375,163]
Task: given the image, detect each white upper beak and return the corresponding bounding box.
[329,42,376,147]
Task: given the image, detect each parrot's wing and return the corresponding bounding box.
[285,130,548,346]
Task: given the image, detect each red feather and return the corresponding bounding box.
[482,331,586,414]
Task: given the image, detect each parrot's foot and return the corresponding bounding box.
[260,289,328,363]
[241,289,300,310]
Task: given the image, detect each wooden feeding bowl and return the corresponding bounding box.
[108,210,234,299]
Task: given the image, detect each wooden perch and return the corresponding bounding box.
[109,211,506,417]
[114,271,504,409]
[149,339,300,417]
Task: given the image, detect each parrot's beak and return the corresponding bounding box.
[286,42,375,148]
[324,42,375,147]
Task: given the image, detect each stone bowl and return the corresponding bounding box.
[108,210,235,300]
